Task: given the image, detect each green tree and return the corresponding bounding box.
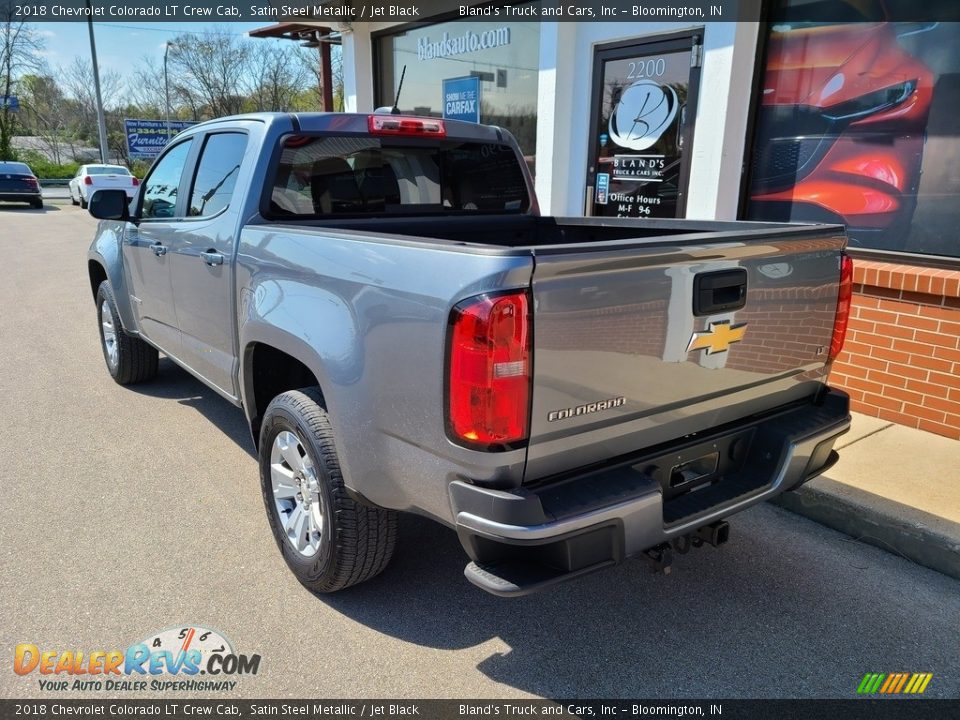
[0,10,43,159]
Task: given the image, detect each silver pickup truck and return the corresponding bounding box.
[86,112,852,596]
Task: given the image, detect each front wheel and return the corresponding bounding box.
[259,388,397,593]
[96,281,159,385]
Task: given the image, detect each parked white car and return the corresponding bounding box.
[69,165,139,208]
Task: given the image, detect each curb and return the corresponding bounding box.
[772,477,960,581]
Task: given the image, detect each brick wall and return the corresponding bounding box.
[829,260,960,440]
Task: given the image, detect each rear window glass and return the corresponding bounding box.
[0,162,32,174]
[267,135,530,217]
[87,166,130,175]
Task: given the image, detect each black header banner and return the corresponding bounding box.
[2,700,960,720]
[2,0,959,23]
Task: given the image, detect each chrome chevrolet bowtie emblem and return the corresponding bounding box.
[687,321,747,355]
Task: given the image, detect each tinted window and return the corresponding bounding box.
[376,18,540,168]
[0,162,32,174]
[268,135,530,217]
[141,140,192,220]
[87,166,130,175]
[189,133,247,217]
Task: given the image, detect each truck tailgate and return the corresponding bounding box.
[525,225,846,482]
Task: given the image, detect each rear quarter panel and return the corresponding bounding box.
[236,226,534,523]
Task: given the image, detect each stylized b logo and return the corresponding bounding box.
[609,80,679,151]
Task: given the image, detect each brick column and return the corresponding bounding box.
[829,260,960,439]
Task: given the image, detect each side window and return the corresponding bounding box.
[188,133,247,217]
[141,140,193,220]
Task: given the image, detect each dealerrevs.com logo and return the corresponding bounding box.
[13,626,261,692]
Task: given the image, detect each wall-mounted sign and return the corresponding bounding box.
[418,27,511,61]
[1,95,19,112]
[442,76,481,124]
[124,119,197,159]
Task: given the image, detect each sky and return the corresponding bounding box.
[35,21,269,83]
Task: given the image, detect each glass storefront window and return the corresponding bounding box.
[747,1,960,258]
[375,20,540,171]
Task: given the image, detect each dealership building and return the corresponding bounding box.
[251,0,960,439]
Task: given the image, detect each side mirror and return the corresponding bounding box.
[89,189,130,221]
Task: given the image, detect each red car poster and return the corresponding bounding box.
[748,1,958,257]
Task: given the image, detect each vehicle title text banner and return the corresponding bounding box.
[2,699,959,719]
[6,0,959,23]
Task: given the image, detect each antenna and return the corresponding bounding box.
[391,65,407,115]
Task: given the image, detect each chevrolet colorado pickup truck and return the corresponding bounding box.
[86,112,852,596]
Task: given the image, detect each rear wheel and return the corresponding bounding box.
[80,193,88,209]
[96,281,158,385]
[31,198,42,209]
[70,187,79,206]
[259,388,397,593]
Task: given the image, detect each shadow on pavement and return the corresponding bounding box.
[0,203,60,212]
[129,357,255,458]
[120,357,960,697]
[315,506,960,698]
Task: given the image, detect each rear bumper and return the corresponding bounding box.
[0,192,41,202]
[81,188,136,200]
[452,389,850,596]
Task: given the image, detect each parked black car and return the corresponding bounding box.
[0,162,43,208]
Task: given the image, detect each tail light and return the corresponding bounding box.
[368,115,445,137]
[829,254,854,361]
[447,291,531,448]
[84,176,92,185]
[132,177,139,187]
[24,176,38,187]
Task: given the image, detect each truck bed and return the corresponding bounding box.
[253,214,837,251]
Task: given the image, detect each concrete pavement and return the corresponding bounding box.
[775,412,960,581]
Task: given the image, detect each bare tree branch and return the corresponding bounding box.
[0,8,44,159]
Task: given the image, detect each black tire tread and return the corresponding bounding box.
[263,388,397,593]
[97,281,159,385]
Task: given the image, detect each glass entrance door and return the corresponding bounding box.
[587,34,702,218]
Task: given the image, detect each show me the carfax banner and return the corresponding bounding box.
[5,0,960,23]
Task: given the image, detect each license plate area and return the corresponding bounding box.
[670,452,719,490]
[637,428,756,506]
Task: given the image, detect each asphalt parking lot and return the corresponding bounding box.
[1,201,958,700]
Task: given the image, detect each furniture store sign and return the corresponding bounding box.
[124,119,198,159]
[417,27,511,60]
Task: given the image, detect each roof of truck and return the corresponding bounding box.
[180,112,507,142]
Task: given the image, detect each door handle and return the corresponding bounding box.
[201,251,224,267]
[150,243,167,257]
[693,269,748,316]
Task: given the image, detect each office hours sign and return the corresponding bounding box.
[588,35,701,219]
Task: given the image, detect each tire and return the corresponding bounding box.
[70,188,79,206]
[80,193,88,209]
[96,280,159,385]
[259,388,397,593]
[31,199,42,209]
